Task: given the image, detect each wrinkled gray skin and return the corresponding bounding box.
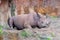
[8,12,50,30]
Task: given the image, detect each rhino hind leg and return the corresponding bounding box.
[13,21,16,28]
[12,21,25,30]
[13,25,25,30]
[16,26,25,30]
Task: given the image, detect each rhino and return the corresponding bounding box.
[8,12,50,30]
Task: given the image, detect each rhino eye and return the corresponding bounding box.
[41,22,43,23]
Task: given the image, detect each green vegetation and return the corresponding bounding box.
[36,33,52,40]
[20,30,28,38]
[47,37,51,40]
[20,29,32,38]
[50,16,57,19]
[40,37,52,40]
[51,32,55,37]
[0,25,3,35]
[11,2,15,16]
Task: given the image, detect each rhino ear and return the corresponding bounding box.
[38,13,47,18]
[35,13,41,18]
[37,13,43,17]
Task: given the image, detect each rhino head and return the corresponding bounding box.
[37,13,51,28]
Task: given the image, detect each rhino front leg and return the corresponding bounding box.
[24,22,37,34]
[24,22,32,29]
[24,22,33,31]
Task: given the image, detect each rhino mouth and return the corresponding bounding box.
[37,25,47,29]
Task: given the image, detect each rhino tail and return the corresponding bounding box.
[8,17,13,28]
[8,18,10,26]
